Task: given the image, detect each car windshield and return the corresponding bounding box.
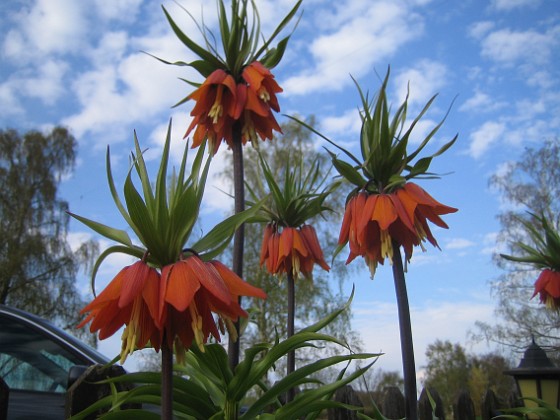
[0,315,85,393]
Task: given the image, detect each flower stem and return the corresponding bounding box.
[224,399,239,420]
[286,270,296,403]
[161,340,173,420]
[228,123,245,369]
[391,240,418,420]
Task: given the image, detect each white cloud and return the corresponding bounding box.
[0,80,24,117]
[21,59,69,105]
[3,0,88,61]
[480,27,559,67]
[393,60,448,108]
[459,90,506,113]
[490,0,541,11]
[467,120,506,159]
[282,0,424,95]
[87,31,130,66]
[320,108,362,138]
[61,36,193,146]
[446,238,475,250]
[468,21,495,40]
[93,0,143,22]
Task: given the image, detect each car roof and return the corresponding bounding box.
[0,304,109,366]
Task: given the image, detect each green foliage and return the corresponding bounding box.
[216,117,361,382]
[496,397,560,419]
[246,148,335,228]
[69,295,379,420]
[422,340,514,418]
[0,126,97,339]
[423,340,470,416]
[500,212,560,271]
[69,121,262,286]
[157,0,301,106]
[290,68,457,197]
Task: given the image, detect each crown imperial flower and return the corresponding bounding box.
[249,151,333,280]
[260,224,330,279]
[160,0,301,154]
[298,68,458,277]
[339,183,457,276]
[159,255,266,358]
[501,212,560,311]
[72,123,266,361]
[185,62,283,154]
[78,260,162,363]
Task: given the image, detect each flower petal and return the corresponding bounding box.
[163,261,201,312]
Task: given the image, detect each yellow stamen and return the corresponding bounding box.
[365,256,377,279]
[120,299,141,363]
[208,86,224,124]
[174,338,186,365]
[380,230,393,261]
[258,87,270,102]
[189,303,205,352]
[292,254,300,279]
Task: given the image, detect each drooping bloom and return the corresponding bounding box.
[159,255,266,358]
[78,261,162,363]
[162,0,300,153]
[312,69,458,278]
[339,182,458,277]
[184,69,243,154]
[260,224,330,279]
[240,61,283,143]
[184,62,282,154]
[532,269,560,310]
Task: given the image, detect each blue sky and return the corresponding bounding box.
[1,0,559,380]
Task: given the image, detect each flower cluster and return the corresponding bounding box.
[339,182,457,276]
[185,62,282,154]
[300,69,458,277]
[73,125,266,362]
[161,0,301,154]
[248,149,333,280]
[79,256,266,363]
[501,212,560,311]
[260,224,329,279]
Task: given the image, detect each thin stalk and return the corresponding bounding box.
[286,270,296,403]
[161,340,173,420]
[228,122,245,370]
[391,240,418,420]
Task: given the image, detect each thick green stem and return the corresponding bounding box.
[286,271,296,403]
[391,241,418,420]
[161,341,173,420]
[224,399,239,420]
[228,124,244,370]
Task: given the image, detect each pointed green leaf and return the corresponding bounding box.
[68,212,132,247]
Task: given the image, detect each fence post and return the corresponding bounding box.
[419,387,445,420]
[65,364,139,419]
[381,386,405,419]
[0,377,8,420]
[481,388,505,420]
[453,390,475,420]
[328,385,363,420]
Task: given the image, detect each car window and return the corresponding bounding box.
[0,314,85,393]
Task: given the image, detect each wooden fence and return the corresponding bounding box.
[327,385,522,420]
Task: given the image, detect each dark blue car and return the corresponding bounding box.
[0,305,109,419]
